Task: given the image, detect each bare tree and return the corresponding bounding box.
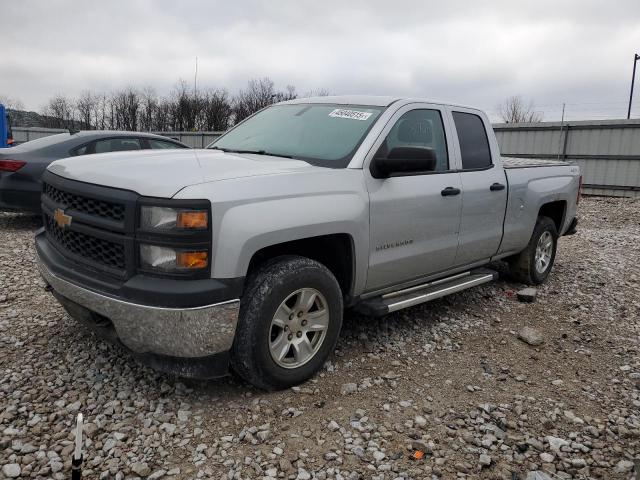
[43,94,76,129]
[76,90,96,129]
[233,77,282,123]
[498,95,543,123]
[302,88,331,98]
[154,99,172,131]
[111,87,141,131]
[201,88,233,131]
[139,87,158,131]
[169,80,200,131]
[0,95,24,111]
[92,92,109,130]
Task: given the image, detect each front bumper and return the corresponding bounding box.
[36,244,241,377]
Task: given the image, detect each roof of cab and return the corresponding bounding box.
[279,95,479,111]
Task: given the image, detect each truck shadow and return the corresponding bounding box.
[54,278,510,405]
[0,212,42,231]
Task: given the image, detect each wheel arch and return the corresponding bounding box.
[246,233,356,301]
[538,200,566,233]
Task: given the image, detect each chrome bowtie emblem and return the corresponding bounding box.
[53,208,72,229]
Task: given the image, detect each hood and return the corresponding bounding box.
[47,149,318,197]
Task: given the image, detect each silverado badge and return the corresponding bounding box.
[53,208,72,229]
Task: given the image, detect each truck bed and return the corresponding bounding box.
[502,156,571,169]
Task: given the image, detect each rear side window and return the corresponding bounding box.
[73,144,89,156]
[148,139,184,149]
[94,138,142,153]
[453,112,492,170]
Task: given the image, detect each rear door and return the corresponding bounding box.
[365,103,463,291]
[451,109,508,266]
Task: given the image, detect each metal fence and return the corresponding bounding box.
[12,121,640,198]
[494,119,640,198]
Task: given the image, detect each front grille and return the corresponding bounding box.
[44,214,125,270]
[43,183,125,222]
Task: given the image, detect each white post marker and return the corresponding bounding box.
[72,413,83,480]
[74,413,83,459]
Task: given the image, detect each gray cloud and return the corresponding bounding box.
[3,0,640,120]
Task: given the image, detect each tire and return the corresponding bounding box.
[508,216,558,285]
[231,256,343,390]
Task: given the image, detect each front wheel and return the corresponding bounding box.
[508,216,558,285]
[231,256,343,390]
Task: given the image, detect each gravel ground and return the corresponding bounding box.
[1,197,639,480]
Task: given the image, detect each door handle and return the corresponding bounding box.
[441,187,461,196]
[490,183,506,191]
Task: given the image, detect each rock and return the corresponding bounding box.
[50,460,63,473]
[546,436,569,452]
[372,451,385,461]
[551,379,564,386]
[479,454,491,466]
[615,460,634,473]
[517,288,538,303]
[526,472,552,480]
[131,462,151,477]
[570,458,587,468]
[341,383,357,395]
[296,468,311,480]
[563,410,584,425]
[414,415,427,427]
[327,420,340,432]
[2,464,21,478]
[539,452,554,463]
[66,401,82,412]
[518,326,544,346]
[148,470,167,480]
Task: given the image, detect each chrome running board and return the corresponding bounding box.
[356,268,498,316]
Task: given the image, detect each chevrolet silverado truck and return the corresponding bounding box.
[35,96,580,390]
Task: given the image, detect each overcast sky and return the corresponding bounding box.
[3,0,640,120]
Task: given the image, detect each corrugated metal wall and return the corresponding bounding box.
[494,119,640,198]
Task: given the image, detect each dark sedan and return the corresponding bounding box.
[0,131,188,213]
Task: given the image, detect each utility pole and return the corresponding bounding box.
[194,56,198,98]
[627,53,640,119]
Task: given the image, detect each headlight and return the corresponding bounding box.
[140,206,208,230]
[140,244,209,272]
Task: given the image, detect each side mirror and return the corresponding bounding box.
[370,146,437,178]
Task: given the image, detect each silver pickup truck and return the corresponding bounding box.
[35,96,580,389]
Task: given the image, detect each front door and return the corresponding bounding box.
[451,110,508,266]
[365,105,463,291]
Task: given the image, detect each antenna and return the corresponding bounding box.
[194,56,198,97]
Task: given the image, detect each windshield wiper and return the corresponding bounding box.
[210,146,293,159]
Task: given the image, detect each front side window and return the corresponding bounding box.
[453,112,492,170]
[209,104,384,167]
[94,138,142,153]
[380,109,449,172]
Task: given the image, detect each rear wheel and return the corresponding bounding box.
[508,216,558,285]
[231,256,343,390]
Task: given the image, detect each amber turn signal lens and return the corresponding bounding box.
[177,210,208,229]
[177,251,208,269]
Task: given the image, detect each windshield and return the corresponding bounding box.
[209,104,384,167]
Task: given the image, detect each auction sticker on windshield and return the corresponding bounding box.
[329,109,373,121]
